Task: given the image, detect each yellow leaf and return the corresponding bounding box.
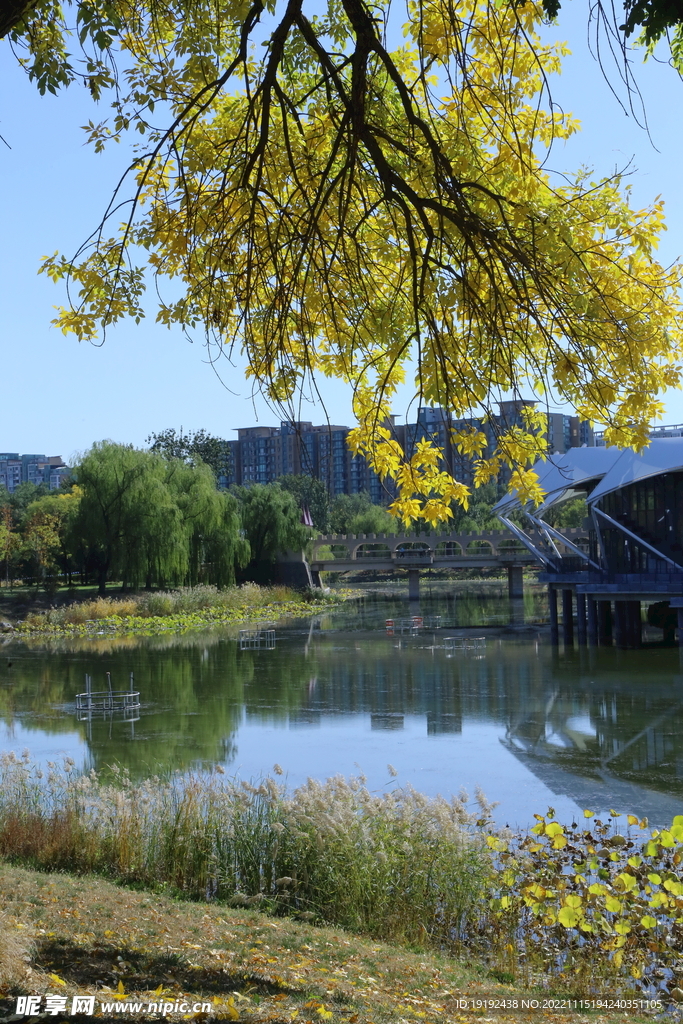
[558,907,581,928]
[49,973,66,987]
[584,809,595,818]
[118,981,125,996]
[226,998,240,1021]
[545,822,563,837]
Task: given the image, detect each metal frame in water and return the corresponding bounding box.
[76,672,141,722]
[239,628,276,650]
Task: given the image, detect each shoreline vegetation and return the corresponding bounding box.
[3,583,350,638]
[0,755,682,1017]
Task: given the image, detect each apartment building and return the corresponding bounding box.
[0,453,70,493]
[403,402,593,489]
[225,404,593,498]
[224,421,393,502]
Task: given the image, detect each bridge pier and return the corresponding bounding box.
[548,586,559,646]
[576,592,587,646]
[586,596,598,646]
[597,600,613,645]
[562,589,574,647]
[507,564,524,599]
[408,569,420,601]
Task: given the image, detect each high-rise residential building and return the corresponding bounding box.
[225,421,395,501]
[0,453,70,493]
[225,404,593,498]
[403,402,593,490]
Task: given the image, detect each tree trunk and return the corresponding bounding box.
[98,567,108,596]
[1,0,40,39]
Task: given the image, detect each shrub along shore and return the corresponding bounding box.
[0,754,682,1011]
[9,583,347,637]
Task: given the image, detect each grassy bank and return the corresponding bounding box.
[9,584,348,637]
[0,757,681,1013]
[3,863,651,1024]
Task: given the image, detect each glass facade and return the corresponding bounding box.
[596,472,683,573]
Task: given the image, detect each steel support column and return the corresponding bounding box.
[614,601,628,649]
[548,587,559,646]
[598,601,612,646]
[408,569,420,601]
[576,593,587,646]
[562,589,574,647]
[628,601,642,649]
[587,597,598,647]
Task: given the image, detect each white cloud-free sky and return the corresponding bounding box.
[1,4,682,464]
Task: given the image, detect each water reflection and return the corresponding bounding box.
[1,592,683,825]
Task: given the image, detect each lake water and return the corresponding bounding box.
[2,590,683,829]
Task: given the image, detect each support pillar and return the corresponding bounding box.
[507,564,524,600]
[587,597,598,647]
[598,601,612,646]
[562,589,574,647]
[677,607,683,647]
[614,601,628,649]
[576,592,587,646]
[628,601,642,649]
[408,569,420,601]
[548,586,559,646]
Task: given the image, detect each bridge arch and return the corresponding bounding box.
[435,540,462,557]
[496,538,527,555]
[466,539,493,555]
[355,542,391,560]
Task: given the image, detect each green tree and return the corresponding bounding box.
[328,493,395,535]
[544,496,588,529]
[72,442,247,592]
[277,475,330,533]
[234,484,308,583]
[163,458,248,586]
[22,487,83,589]
[146,427,232,483]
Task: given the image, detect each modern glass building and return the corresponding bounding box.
[494,440,683,648]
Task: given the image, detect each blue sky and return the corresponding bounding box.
[1,5,682,463]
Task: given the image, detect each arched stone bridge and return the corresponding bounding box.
[309,528,588,599]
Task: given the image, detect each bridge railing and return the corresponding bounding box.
[310,527,588,562]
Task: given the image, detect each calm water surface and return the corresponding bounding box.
[2,592,683,828]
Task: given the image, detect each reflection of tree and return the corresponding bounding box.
[5,597,683,810]
[1,634,245,775]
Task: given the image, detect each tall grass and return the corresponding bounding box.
[24,583,305,628]
[0,753,490,948]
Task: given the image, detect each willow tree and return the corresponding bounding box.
[9,0,683,522]
[234,484,308,581]
[72,442,247,590]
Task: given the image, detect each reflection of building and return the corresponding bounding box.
[495,440,683,650]
[0,453,70,493]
